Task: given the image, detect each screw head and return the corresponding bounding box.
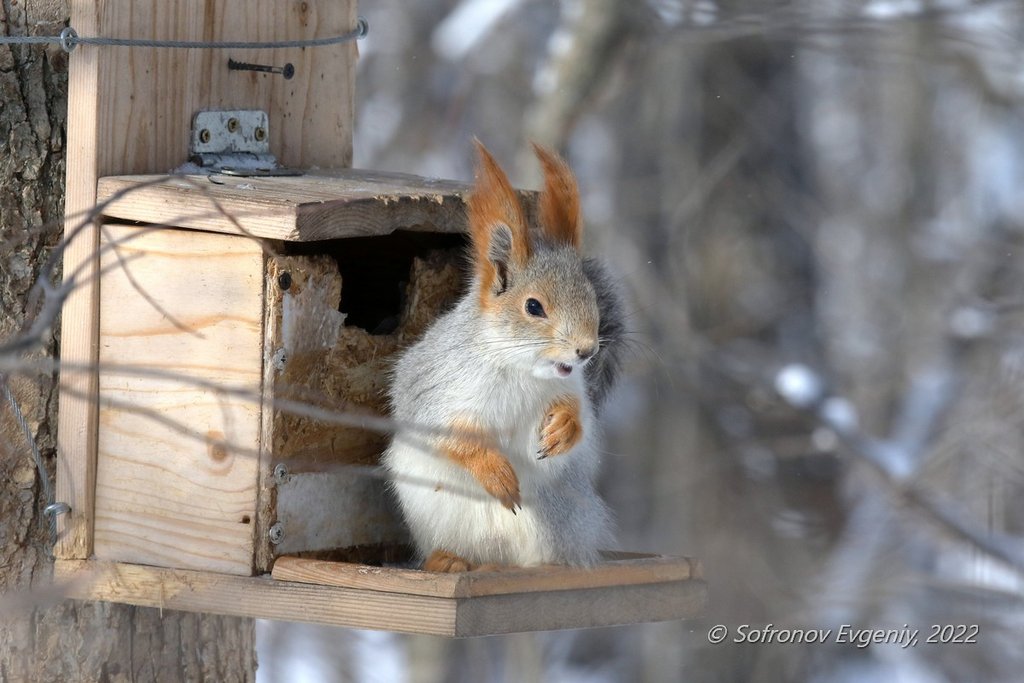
[254,126,267,142]
[268,522,284,544]
[273,463,289,485]
[282,63,295,80]
[227,117,240,133]
[278,271,292,291]
[199,128,212,144]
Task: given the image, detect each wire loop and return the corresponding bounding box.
[44,502,71,517]
[1,18,369,53]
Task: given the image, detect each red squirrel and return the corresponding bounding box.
[383,141,624,570]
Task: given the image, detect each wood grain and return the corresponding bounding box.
[253,253,282,573]
[93,225,264,575]
[90,0,355,175]
[271,553,702,599]
[55,0,103,560]
[97,171,475,241]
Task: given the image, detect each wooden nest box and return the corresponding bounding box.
[53,0,705,636]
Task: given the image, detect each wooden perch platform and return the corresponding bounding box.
[56,553,706,637]
[97,170,480,241]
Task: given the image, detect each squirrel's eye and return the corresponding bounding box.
[525,298,546,318]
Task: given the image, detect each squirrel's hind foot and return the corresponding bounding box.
[422,550,515,573]
[423,549,472,573]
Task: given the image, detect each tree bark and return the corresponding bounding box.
[0,4,256,681]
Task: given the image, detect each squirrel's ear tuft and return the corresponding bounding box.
[532,143,581,250]
[468,140,530,297]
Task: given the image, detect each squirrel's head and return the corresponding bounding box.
[467,140,600,381]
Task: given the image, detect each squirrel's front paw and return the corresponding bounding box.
[440,419,522,513]
[538,395,583,459]
[473,451,522,512]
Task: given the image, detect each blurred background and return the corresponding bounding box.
[258,0,1024,681]
[3,0,1024,681]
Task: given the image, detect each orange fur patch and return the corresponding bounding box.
[468,141,530,308]
[538,395,583,458]
[440,419,521,511]
[533,143,581,250]
[423,549,471,572]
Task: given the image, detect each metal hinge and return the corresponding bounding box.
[189,110,301,176]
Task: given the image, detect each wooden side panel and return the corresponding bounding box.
[57,0,356,559]
[93,225,264,575]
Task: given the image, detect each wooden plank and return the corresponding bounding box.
[253,250,282,574]
[57,0,357,559]
[271,553,701,599]
[97,171,474,241]
[55,0,102,560]
[454,581,709,637]
[93,225,264,575]
[55,560,458,636]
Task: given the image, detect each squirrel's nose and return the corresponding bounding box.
[575,345,597,361]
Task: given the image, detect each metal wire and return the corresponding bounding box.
[0,16,368,53]
[1,375,63,553]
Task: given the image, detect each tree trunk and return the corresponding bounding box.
[0,4,257,681]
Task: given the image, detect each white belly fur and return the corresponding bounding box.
[384,373,612,567]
